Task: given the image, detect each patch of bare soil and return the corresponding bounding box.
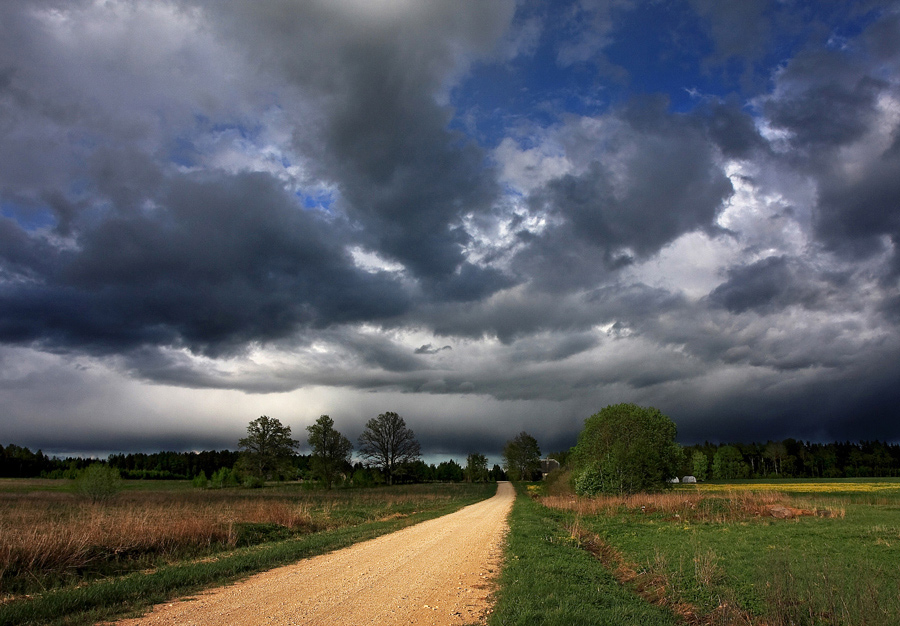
[114,482,515,625]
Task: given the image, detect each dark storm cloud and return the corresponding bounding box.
[709,256,827,313]
[508,332,599,363]
[816,145,900,266]
[424,263,517,303]
[672,353,900,444]
[415,344,452,355]
[0,171,411,355]
[512,97,733,288]
[0,0,519,360]
[766,51,886,150]
[0,217,58,280]
[863,11,900,60]
[701,100,768,159]
[3,0,900,456]
[761,12,900,274]
[417,281,686,350]
[207,0,512,284]
[422,288,600,343]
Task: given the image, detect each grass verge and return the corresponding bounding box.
[488,484,678,626]
[542,481,900,626]
[0,483,495,626]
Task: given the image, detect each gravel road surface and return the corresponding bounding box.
[115,481,515,625]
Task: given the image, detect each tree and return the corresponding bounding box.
[571,403,682,496]
[712,445,748,480]
[237,415,299,481]
[502,432,542,481]
[435,459,465,482]
[465,452,489,483]
[764,440,788,476]
[357,412,421,485]
[306,415,353,489]
[691,450,709,481]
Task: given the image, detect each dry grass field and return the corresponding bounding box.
[0,481,491,600]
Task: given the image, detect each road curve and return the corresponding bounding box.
[115,481,515,625]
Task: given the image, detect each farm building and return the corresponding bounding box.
[540,458,560,479]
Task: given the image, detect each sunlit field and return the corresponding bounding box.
[525,478,900,626]
[690,477,900,493]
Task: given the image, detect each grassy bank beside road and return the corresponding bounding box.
[489,483,678,626]
[0,481,495,626]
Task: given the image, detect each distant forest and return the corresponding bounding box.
[0,444,504,483]
[680,439,900,479]
[3,439,900,482]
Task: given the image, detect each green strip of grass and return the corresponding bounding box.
[0,484,495,626]
[581,498,900,625]
[489,485,678,626]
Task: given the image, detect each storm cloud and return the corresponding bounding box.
[1,0,899,458]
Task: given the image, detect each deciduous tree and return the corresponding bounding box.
[502,432,541,481]
[306,415,353,489]
[691,450,709,481]
[712,445,748,480]
[465,452,489,483]
[238,415,298,481]
[571,403,682,495]
[357,412,421,485]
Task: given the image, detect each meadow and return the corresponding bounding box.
[490,478,900,626]
[0,479,495,625]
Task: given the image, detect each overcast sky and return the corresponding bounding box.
[2,0,900,459]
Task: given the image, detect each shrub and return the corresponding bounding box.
[192,471,209,489]
[75,463,123,504]
[351,468,383,487]
[210,467,239,489]
[243,475,265,489]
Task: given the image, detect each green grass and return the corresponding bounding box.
[0,482,495,626]
[489,484,678,626]
[0,478,195,493]
[548,480,900,625]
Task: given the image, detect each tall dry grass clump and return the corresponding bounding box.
[0,482,471,595]
[0,491,317,593]
[541,489,842,522]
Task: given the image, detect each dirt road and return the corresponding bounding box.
[115,482,515,625]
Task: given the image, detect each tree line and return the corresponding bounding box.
[0,444,246,480]
[6,406,898,486]
[683,439,900,480]
[0,411,506,486]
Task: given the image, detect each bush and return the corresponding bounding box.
[192,471,209,489]
[243,475,265,489]
[351,468,383,488]
[75,463,123,504]
[544,468,574,497]
[574,463,607,496]
[571,403,683,496]
[210,467,239,489]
